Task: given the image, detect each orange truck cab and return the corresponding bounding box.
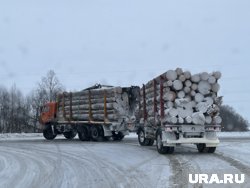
[40,102,57,125]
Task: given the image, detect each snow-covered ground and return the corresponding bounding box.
[0,132,250,188]
[1,131,250,140]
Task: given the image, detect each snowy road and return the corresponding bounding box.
[0,134,250,188]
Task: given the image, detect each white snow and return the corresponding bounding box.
[0,132,250,187]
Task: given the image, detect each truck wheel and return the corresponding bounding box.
[112,132,124,141]
[207,147,216,153]
[138,129,150,146]
[147,139,154,146]
[43,126,56,140]
[78,126,90,141]
[156,131,168,154]
[63,131,77,139]
[156,129,174,154]
[197,143,206,153]
[91,126,103,141]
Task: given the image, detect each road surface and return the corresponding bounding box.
[0,133,250,188]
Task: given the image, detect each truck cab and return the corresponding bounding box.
[40,102,57,125]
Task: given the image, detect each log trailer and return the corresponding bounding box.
[40,84,140,141]
[136,69,222,154]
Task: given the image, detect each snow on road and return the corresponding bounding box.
[0,132,250,188]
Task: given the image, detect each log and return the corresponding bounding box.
[200,72,209,81]
[213,71,222,79]
[183,71,191,79]
[194,93,204,103]
[185,116,192,124]
[198,81,211,95]
[178,117,184,124]
[163,91,176,101]
[212,83,220,92]
[175,68,183,76]
[166,80,173,87]
[179,74,186,82]
[166,101,174,108]
[170,116,178,124]
[166,108,178,117]
[164,116,178,124]
[175,98,191,108]
[191,74,200,83]
[177,107,193,118]
[191,83,198,91]
[213,116,222,124]
[177,91,185,99]
[173,80,183,91]
[166,70,177,81]
[208,75,216,84]
[190,90,196,97]
[184,87,191,94]
[204,97,214,106]
[205,116,212,124]
[192,112,205,125]
[59,97,116,106]
[196,102,209,113]
[185,80,192,87]
[66,87,123,97]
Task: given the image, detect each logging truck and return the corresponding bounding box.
[40,68,222,154]
[136,69,222,154]
[40,84,140,141]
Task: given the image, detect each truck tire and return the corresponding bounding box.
[156,129,174,154]
[43,126,56,140]
[112,132,124,141]
[207,147,216,153]
[91,126,104,141]
[63,131,77,139]
[78,126,90,141]
[197,143,206,153]
[147,139,154,146]
[197,144,216,153]
[138,129,150,146]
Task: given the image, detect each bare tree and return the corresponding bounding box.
[0,84,32,133]
[28,70,64,132]
[0,86,10,133]
[38,70,64,102]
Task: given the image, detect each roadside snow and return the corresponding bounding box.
[0,131,250,141]
[218,131,250,138]
[0,133,43,140]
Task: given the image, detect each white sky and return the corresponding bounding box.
[0,0,250,120]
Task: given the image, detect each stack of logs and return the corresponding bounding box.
[57,87,130,122]
[139,68,222,125]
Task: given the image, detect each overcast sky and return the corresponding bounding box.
[0,0,250,120]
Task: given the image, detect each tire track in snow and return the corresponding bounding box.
[184,145,250,177]
[0,145,56,188]
[14,143,114,188]
[15,142,146,188]
[167,155,199,188]
[213,153,250,176]
[79,143,147,188]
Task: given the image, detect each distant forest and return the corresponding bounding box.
[0,70,249,133]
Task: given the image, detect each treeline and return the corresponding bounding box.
[0,70,249,133]
[0,70,64,133]
[220,105,249,131]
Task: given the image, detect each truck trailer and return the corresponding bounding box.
[40,84,140,141]
[136,69,222,154]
